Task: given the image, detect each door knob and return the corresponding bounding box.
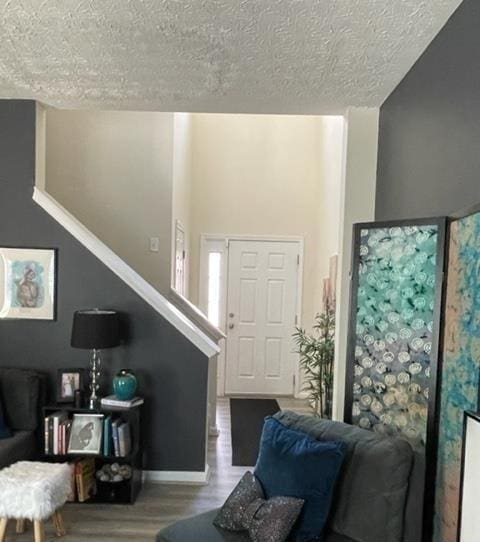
[228,323,235,329]
[229,313,235,318]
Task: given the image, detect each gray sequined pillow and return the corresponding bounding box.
[214,471,304,542]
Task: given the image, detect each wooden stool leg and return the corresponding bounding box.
[53,510,66,537]
[0,518,8,542]
[34,520,45,542]
[16,518,26,533]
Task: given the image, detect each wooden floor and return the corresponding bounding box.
[5,397,310,542]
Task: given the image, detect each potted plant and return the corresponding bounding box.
[293,302,335,418]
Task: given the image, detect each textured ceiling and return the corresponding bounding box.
[0,0,462,114]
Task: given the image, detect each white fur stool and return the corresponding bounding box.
[0,461,71,542]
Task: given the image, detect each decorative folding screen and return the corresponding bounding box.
[345,218,447,540]
[433,210,480,542]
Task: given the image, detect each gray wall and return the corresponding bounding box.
[376,0,480,220]
[0,100,209,472]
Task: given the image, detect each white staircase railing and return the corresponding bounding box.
[33,187,220,359]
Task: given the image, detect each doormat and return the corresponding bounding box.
[230,398,280,467]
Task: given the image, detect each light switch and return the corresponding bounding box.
[149,237,160,252]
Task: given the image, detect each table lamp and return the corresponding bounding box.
[71,309,120,409]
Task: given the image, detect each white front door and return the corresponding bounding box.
[225,240,299,395]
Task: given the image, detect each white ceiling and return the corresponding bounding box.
[0,0,462,114]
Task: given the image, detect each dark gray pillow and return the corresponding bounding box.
[214,471,304,542]
[0,368,41,431]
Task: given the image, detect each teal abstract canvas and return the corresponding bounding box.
[433,212,480,542]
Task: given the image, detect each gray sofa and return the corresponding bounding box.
[157,410,421,542]
[0,368,46,469]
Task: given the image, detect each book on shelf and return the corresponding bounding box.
[44,415,50,455]
[58,421,63,455]
[108,417,132,457]
[62,420,72,455]
[103,415,112,456]
[44,411,68,455]
[111,418,121,457]
[67,462,77,502]
[118,422,132,457]
[52,411,68,455]
[75,458,96,502]
[48,416,54,454]
[100,395,144,408]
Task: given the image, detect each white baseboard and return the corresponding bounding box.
[142,464,211,485]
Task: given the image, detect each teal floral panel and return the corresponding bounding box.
[351,224,439,450]
[433,213,480,542]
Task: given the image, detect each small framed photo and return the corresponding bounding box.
[68,413,104,455]
[57,369,85,403]
[0,247,57,320]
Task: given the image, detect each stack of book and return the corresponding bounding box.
[100,395,144,408]
[103,416,132,457]
[44,413,132,458]
[44,411,72,455]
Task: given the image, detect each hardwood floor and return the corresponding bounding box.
[4,397,310,542]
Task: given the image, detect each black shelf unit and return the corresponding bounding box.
[42,403,143,504]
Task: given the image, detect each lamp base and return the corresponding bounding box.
[88,396,100,410]
[88,348,101,410]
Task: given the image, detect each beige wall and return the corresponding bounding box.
[45,109,346,335]
[45,109,174,294]
[313,116,345,306]
[188,113,344,332]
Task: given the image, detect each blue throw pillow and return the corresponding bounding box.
[0,387,11,439]
[254,417,346,542]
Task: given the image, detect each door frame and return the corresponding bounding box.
[199,234,304,397]
[172,219,187,296]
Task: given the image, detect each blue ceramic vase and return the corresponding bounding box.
[113,369,137,401]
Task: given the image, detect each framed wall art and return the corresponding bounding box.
[344,218,447,540]
[0,247,56,320]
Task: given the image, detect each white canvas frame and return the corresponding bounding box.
[67,413,104,455]
[0,247,56,320]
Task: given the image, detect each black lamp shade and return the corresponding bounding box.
[71,310,121,350]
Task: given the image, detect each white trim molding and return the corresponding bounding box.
[333,107,379,421]
[142,465,211,485]
[32,187,220,359]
